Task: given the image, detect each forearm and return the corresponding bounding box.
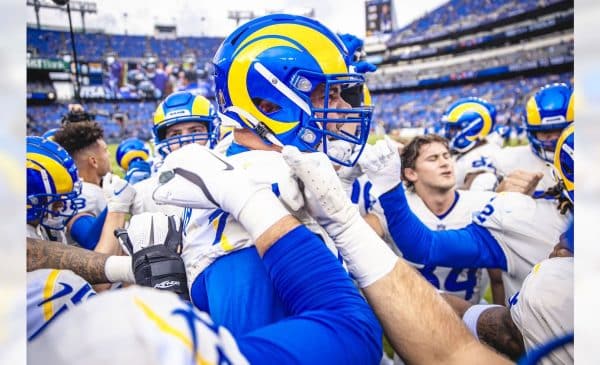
[363,260,509,364]
[442,292,525,361]
[240,224,382,364]
[27,237,110,284]
[476,306,525,361]
[380,184,507,269]
[488,268,507,305]
[94,211,127,255]
[254,215,300,256]
[68,209,107,250]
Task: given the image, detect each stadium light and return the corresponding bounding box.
[26,0,97,32]
[227,10,255,26]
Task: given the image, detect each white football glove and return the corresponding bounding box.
[282,146,398,288]
[102,172,136,213]
[153,144,289,241]
[358,136,403,197]
[229,150,305,213]
[119,212,180,254]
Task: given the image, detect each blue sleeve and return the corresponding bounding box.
[237,226,382,365]
[380,184,507,270]
[69,208,107,250]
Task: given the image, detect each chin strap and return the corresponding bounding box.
[224,105,284,147]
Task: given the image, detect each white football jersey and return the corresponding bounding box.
[370,187,495,303]
[28,286,249,365]
[79,181,106,217]
[494,145,557,196]
[27,269,96,341]
[454,141,502,191]
[132,173,184,217]
[181,150,338,287]
[510,257,573,365]
[474,192,570,303]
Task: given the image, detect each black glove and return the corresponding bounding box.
[115,214,189,300]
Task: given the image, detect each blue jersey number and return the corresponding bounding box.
[418,266,477,301]
[472,156,496,173]
[475,197,497,224]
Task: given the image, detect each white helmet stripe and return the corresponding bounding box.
[253,62,312,116]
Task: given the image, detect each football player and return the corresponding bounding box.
[358,124,574,305]
[440,224,573,363]
[358,134,497,304]
[26,137,97,340]
[495,83,573,197]
[131,90,219,216]
[52,121,112,217]
[27,136,85,242]
[440,97,502,191]
[158,13,374,335]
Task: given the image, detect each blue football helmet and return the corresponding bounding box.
[116,138,150,171]
[27,136,85,230]
[441,97,496,153]
[553,123,574,204]
[212,13,373,166]
[153,91,219,157]
[524,83,574,162]
[42,128,60,141]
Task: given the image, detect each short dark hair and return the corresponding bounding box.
[401,134,449,190]
[53,121,105,157]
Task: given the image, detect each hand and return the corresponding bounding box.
[153,144,289,241]
[338,33,364,58]
[358,136,403,197]
[102,172,136,213]
[282,146,398,287]
[115,212,189,299]
[282,146,359,238]
[495,170,543,196]
[125,159,151,185]
[353,61,377,74]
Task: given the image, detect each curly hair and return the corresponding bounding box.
[400,134,450,191]
[53,121,105,157]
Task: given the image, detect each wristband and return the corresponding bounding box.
[462,304,502,339]
[105,256,134,283]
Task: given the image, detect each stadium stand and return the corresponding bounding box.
[371,72,573,131]
[27,27,223,63]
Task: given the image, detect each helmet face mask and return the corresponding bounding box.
[525,83,574,163]
[213,14,373,166]
[27,137,85,231]
[440,97,496,154]
[156,125,214,156]
[153,92,219,158]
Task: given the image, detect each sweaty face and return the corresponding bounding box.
[164,121,209,152]
[410,142,456,192]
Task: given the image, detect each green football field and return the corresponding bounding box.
[108,143,125,178]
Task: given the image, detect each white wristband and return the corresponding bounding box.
[462,304,502,340]
[334,213,398,288]
[237,188,291,242]
[104,256,134,283]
